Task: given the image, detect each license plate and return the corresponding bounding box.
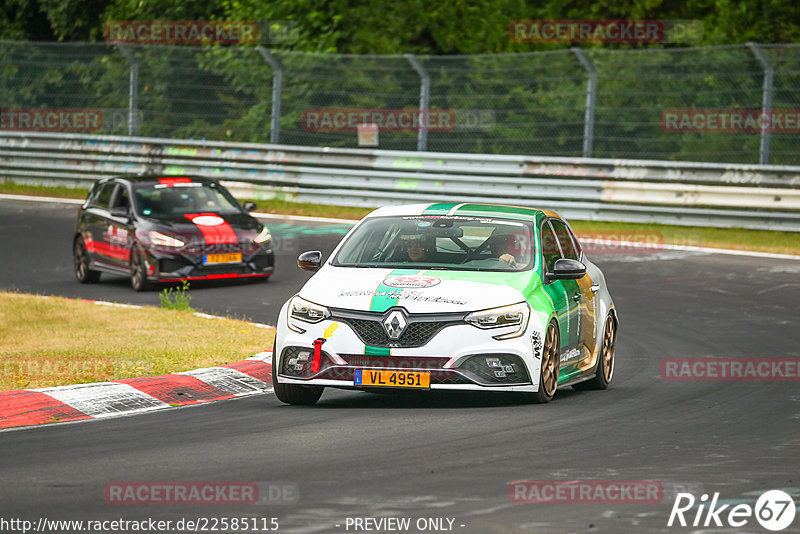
[204,253,242,264]
[354,369,430,388]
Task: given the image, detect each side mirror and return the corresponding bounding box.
[297,250,322,272]
[110,206,130,219]
[546,258,586,282]
[243,201,257,212]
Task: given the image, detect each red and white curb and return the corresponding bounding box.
[0,298,275,431]
[0,352,273,431]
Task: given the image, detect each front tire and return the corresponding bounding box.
[573,313,616,391]
[74,236,101,283]
[272,346,324,405]
[130,246,151,292]
[526,319,560,404]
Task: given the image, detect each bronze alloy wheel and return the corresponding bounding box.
[541,322,559,397]
[573,312,616,391]
[526,319,559,403]
[601,316,615,383]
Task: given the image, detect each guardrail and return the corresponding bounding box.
[1,131,800,231]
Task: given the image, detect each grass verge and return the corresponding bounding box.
[2,180,799,255]
[0,291,275,391]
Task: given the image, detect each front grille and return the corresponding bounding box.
[341,355,449,370]
[184,243,259,255]
[338,317,459,348]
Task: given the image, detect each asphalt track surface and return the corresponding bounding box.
[1,198,799,533]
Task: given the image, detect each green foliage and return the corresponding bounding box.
[3,0,800,50]
[159,281,193,311]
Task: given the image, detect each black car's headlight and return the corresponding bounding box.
[465,302,530,340]
[254,226,271,244]
[287,296,330,333]
[149,231,184,247]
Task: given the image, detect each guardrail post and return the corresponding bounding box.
[116,45,139,136]
[746,42,774,165]
[404,54,430,152]
[256,47,283,144]
[571,48,597,158]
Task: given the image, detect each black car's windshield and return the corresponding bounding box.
[332,215,535,271]
[132,181,242,217]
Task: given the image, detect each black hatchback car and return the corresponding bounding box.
[73,175,274,291]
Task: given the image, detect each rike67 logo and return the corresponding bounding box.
[668,490,796,531]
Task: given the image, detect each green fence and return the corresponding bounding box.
[1,41,799,164]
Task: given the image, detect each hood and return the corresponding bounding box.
[300,266,534,314]
[145,211,260,243]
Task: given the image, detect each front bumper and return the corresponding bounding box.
[144,242,274,282]
[275,307,545,393]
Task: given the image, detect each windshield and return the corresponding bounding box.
[333,215,535,271]
[132,181,242,217]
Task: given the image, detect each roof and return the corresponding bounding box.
[101,174,220,185]
[367,202,561,222]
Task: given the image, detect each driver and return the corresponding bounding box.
[488,234,518,267]
[399,234,432,262]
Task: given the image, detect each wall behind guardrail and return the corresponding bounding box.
[1,131,800,231]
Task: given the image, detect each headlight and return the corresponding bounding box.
[465,302,530,340]
[254,226,271,244]
[149,231,184,247]
[287,296,330,332]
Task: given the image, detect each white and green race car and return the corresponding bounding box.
[272,203,618,405]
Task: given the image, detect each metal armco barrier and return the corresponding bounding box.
[1,131,799,231]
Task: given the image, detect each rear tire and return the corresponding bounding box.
[272,346,324,405]
[74,236,101,283]
[525,319,560,404]
[573,313,616,391]
[130,246,151,292]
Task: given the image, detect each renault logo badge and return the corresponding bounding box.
[383,310,408,340]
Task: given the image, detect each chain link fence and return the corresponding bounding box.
[1,41,799,164]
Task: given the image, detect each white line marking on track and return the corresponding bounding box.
[0,194,84,204]
[579,237,800,261]
[253,212,357,224]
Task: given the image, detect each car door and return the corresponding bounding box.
[540,221,573,356]
[82,181,117,268]
[551,218,597,373]
[103,183,134,269]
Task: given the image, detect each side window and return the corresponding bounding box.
[91,183,115,209]
[111,185,130,211]
[541,221,563,273]
[550,219,579,261]
[565,223,582,257]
